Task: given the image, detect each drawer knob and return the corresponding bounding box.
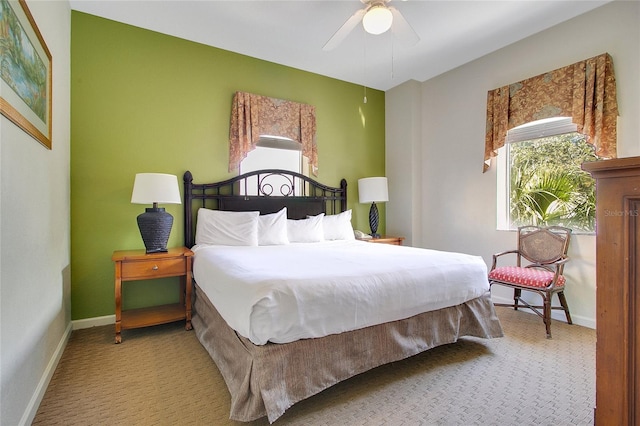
[152,265,159,270]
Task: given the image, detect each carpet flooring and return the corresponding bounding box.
[32,307,595,425]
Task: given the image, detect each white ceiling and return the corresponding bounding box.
[69,0,611,92]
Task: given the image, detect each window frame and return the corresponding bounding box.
[239,135,309,196]
[496,118,596,234]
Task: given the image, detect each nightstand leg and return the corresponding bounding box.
[114,261,122,343]
[185,257,193,331]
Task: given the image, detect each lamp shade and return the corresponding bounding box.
[131,173,181,205]
[358,177,389,203]
[362,5,393,35]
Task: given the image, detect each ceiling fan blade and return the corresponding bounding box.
[389,7,419,46]
[322,9,366,51]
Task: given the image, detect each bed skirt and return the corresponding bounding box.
[192,284,503,423]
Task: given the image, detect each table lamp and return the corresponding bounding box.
[131,173,182,253]
[358,177,389,238]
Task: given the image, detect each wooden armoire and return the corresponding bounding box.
[583,156,640,425]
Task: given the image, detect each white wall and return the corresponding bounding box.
[0,1,71,425]
[385,80,422,247]
[386,0,640,329]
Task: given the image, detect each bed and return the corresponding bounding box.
[183,169,503,423]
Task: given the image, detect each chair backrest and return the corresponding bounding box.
[517,226,572,265]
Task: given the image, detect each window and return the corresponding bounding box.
[239,135,308,196]
[497,118,599,233]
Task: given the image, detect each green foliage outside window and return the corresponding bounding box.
[509,133,599,232]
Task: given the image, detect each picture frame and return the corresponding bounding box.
[0,0,52,149]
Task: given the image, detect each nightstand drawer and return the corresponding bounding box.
[121,257,186,280]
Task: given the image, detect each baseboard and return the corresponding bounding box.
[70,301,596,331]
[19,322,73,426]
[71,302,597,331]
[72,314,115,330]
[491,295,596,329]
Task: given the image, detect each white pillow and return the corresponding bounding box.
[317,209,356,241]
[258,208,289,245]
[195,209,259,246]
[287,214,325,243]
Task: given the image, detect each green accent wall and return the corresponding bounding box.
[71,12,386,320]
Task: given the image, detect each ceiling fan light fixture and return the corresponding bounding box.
[362,5,393,35]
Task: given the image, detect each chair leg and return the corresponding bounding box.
[543,293,552,339]
[557,291,573,324]
[513,288,522,311]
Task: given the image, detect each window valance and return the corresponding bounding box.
[484,53,618,172]
[229,91,318,175]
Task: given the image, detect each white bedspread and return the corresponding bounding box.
[192,240,489,345]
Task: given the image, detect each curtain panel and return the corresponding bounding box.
[484,53,618,172]
[229,92,318,176]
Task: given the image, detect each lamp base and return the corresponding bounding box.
[369,202,380,238]
[137,207,173,254]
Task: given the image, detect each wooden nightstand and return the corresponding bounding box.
[360,236,405,246]
[112,246,193,343]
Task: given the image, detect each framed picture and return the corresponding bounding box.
[0,0,52,149]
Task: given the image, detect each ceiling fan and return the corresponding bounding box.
[322,0,420,51]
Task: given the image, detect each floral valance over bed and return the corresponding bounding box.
[229,91,318,175]
[484,53,618,172]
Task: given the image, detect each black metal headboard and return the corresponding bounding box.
[183,169,348,248]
